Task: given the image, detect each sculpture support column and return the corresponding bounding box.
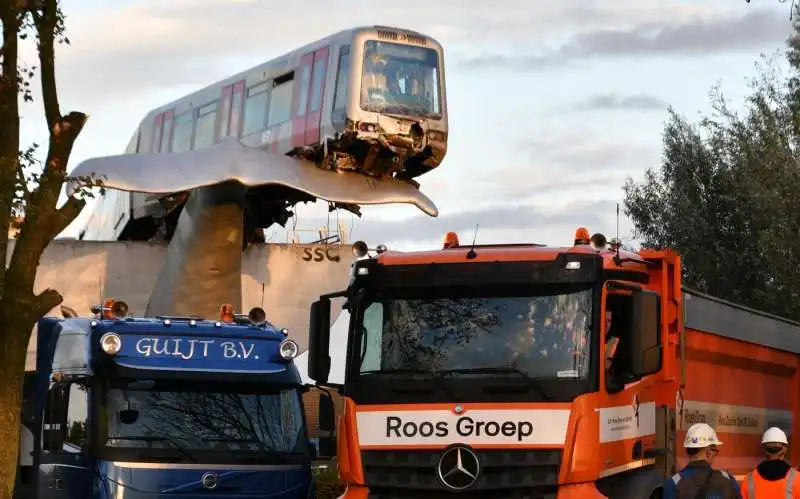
[145,181,246,319]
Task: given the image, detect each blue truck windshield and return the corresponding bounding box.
[360,40,441,118]
[101,382,308,456]
[357,288,594,380]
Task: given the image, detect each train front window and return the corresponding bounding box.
[99,379,309,462]
[360,40,441,119]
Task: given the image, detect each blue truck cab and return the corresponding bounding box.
[16,299,320,499]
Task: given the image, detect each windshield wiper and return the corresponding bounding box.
[203,437,261,443]
[202,438,306,463]
[107,436,197,462]
[361,369,461,400]
[441,367,552,401]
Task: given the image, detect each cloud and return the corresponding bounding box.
[569,93,667,111]
[25,0,744,107]
[460,8,790,70]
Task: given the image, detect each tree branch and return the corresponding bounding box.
[32,0,60,128]
[32,288,63,319]
[50,195,84,240]
[7,112,87,293]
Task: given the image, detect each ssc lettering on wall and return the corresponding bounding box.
[134,337,260,360]
[355,408,570,447]
[301,246,341,263]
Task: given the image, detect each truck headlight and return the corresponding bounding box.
[279,339,299,360]
[100,332,122,355]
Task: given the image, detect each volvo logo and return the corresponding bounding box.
[436,445,480,491]
[201,472,219,490]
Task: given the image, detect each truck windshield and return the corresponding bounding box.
[360,40,441,119]
[357,287,594,380]
[100,380,308,458]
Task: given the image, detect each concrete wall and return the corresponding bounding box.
[13,239,354,369]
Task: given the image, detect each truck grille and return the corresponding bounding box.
[363,449,560,498]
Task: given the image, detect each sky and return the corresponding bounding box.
[17,0,799,251]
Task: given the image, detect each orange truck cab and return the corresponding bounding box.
[306,228,800,498]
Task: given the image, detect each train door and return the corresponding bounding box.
[151,113,164,152]
[216,80,245,143]
[151,110,174,153]
[292,46,329,148]
[160,110,174,152]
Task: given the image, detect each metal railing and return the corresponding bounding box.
[285,224,350,245]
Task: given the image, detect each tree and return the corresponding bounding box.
[0,1,100,495]
[622,10,800,320]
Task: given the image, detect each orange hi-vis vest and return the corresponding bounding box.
[745,467,797,498]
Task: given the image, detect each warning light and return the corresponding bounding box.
[219,304,235,323]
[248,306,266,324]
[102,298,129,320]
[443,232,460,249]
[591,233,607,250]
[352,241,368,258]
[574,227,590,246]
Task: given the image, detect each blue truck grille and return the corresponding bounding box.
[362,448,561,497]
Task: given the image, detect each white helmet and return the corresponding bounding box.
[684,423,723,448]
[762,427,788,446]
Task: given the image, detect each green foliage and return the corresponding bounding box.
[313,464,345,499]
[623,9,800,319]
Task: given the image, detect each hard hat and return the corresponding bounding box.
[684,423,723,448]
[762,427,788,446]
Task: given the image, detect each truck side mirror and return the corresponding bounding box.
[308,298,332,384]
[629,290,662,377]
[318,392,335,432]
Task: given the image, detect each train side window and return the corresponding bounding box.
[309,56,327,113]
[64,382,88,450]
[160,111,174,152]
[194,101,218,149]
[151,114,164,153]
[332,45,350,125]
[269,73,294,127]
[229,82,245,138]
[296,65,312,117]
[243,82,270,136]
[171,111,194,153]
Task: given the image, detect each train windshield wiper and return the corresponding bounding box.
[441,367,552,401]
[108,435,197,462]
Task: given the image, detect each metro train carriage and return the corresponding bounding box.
[78,26,447,243]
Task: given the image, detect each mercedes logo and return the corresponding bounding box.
[201,472,219,490]
[436,445,480,491]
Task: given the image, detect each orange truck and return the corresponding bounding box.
[306,228,800,497]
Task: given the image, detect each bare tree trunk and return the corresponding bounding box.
[0,310,33,499]
[0,2,93,495]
